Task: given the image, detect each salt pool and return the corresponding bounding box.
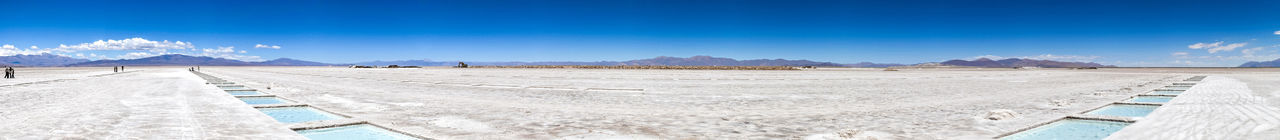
[297,124,422,140]
[1149,90,1183,95]
[257,107,345,123]
[226,90,262,95]
[1085,104,1160,117]
[1000,119,1130,140]
[1161,86,1192,90]
[237,97,291,105]
[1126,96,1174,103]
[220,86,251,90]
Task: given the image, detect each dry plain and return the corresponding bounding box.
[2,67,1279,139]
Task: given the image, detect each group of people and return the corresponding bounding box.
[3,67,14,79]
[113,66,125,72]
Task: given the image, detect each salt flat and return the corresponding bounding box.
[3,67,1279,139]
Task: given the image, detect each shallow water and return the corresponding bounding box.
[1085,104,1159,117]
[297,124,421,140]
[226,90,262,96]
[238,97,290,105]
[1161,86,1192,90]
[258,107,344,123]
[1149,90,1183,95]
[1000,119,1130,140]
[220,86,251,90]
[1126,96,1174,103]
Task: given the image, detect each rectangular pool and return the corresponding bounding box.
[1149,90,1183,95]
[220,86,251,90]
[296,124,422,140]
[999,119,1131,140]
[226,90,262,96]
[1161,86,1192,90]
[257,107,345,123]
[237,97,292,105]
[1085,104,1160,118]
[1125,96,1174,103]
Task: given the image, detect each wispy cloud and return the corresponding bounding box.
[970,54,1102,62]
[199,46,263,61]
[1171,52,1189,56]
[54,38,193,53]
[117,52,158,59]
[22,38,272,61]
[0,44,52,56]
[1187,41,1247,53]
[254,44,281,49]
[1241,47,1266,57]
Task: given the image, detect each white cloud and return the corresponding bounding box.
[202,46,236,54]
[970,54,1102,62]
[117,52,159,59]
[1187,41,1247,53]
[1274,30,1280,35]
[1171,52,1189,56]
[254,44,281,49]
[1242,47,1266,56]
[55,38,194,53]
[29,46,38,49]
[196,46,263,61]
[0,44,53,56]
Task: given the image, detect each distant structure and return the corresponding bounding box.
[1014,66,1040,70]
[1072,67,1099,70]
[455,62,468,68]
[386,65,400,68]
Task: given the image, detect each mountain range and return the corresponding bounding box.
[1,54,91,67]
[1239,58,1280,67]
[939,58,1115,68]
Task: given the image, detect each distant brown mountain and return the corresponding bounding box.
[1239,58,1280,67]
[940,58,1113,68]
[0,54,91,67]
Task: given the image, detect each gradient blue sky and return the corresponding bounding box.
[3,0,1280,66]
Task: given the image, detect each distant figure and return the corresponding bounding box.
[120,66,124,71]
[114,67,118,73]
[5,67,13,79]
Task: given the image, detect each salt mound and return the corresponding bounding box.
[985,109,1018,120]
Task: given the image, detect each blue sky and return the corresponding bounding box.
[3,0,1280,66]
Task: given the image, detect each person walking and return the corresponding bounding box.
[114,67,118,73]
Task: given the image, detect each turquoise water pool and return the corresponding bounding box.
[1085,104,1159,117]
[1000,119,1131,140]
[238,97,291,105]
[220,86,251,90]
[1149,90,1183,95]
[297,124,421,140]
[1126,96,1174,103]
[226,90,262,96]
[1161,86,1191,90]
[257,107,344,123]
